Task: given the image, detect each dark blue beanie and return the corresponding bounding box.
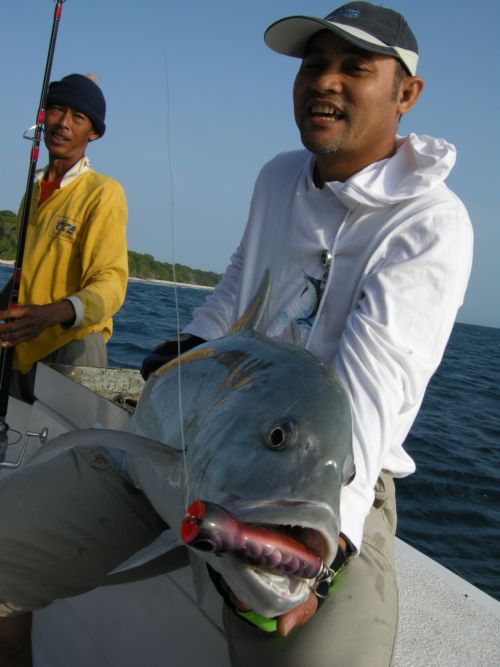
[46,73,106,137]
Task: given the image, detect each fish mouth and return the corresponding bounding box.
[183,498,339,615]
[259,523,329,565]
[226,499,338,566]
[218,551,312,617]
[214,504,338,617]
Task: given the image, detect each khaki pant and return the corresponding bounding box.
[0,446,397,666]
[0,447,178,615]
[9,332,108,403]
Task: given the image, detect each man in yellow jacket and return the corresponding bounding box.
[0,73,128,402]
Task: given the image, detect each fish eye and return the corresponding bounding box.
[265,420,296,450]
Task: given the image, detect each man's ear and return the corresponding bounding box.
[88,128,100,142]
[397,76,424,116]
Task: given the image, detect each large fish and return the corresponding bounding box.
[29,272,354,617]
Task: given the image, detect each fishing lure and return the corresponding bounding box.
[182,499,334,592]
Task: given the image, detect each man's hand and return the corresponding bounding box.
[0,301,75,346]
[140,334,206,380]
[276,590,319,636]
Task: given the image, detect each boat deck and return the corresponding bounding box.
[30,538,500,667]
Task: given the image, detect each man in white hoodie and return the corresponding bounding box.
[149,2,473,664]
[0,3,473,666]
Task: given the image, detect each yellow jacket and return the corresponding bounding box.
[15,165,128,373]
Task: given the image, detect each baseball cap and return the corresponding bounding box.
[264,1,418,76]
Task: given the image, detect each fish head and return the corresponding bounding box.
[189,332,353,613]
[133,329,353,616]
[130,271,354,616]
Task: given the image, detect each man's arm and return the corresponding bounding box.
[0,180,127,348]
[69,192,128,329]
[334,207,473,549]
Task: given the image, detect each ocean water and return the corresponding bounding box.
[1,266,499,601]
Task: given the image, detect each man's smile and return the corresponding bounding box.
[308,102,346,121]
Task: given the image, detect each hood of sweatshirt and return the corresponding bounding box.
[323,133,456,210]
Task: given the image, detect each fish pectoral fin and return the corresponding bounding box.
[105,530,189,585]
[25,428,179,470]
[109,530,180,574]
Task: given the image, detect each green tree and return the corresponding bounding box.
[0,210,17,260]
[127,250,219,286]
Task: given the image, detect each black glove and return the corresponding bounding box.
[140,334,206,380]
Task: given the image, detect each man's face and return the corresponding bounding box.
[44,105,99,162]
[293,31,404,181]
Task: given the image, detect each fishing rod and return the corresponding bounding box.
[0,0,66,457]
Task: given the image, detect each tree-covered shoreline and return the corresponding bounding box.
[0,210,220,288]
[0,210,18,260]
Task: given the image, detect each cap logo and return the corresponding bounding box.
[328,8,361,20]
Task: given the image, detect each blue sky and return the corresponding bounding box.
[0,1,498,328]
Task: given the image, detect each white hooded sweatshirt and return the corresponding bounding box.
[184,133,473,550]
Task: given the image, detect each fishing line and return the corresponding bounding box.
[160,3,192,512]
